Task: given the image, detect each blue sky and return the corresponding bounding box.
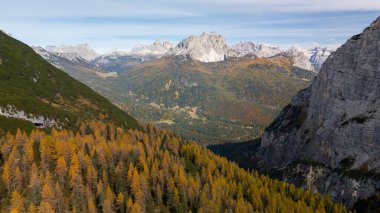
[1,0,379,52]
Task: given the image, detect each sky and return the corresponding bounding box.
[1,0,380,53]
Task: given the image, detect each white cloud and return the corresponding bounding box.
[192,0,380,12]
[0,0,378,51]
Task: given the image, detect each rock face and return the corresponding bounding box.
[168,32,235,62]
[0,105,59,128]
[259,17,380,206]
[309,47,331,70]
[44,44,99,62]
[233,43,332,72]
[232,42,282,58]
[275,45,315,71]
[130,40,173,56]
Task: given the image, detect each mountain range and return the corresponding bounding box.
[34,32,333,72]
[0,14,379,212]
[0,27,349,213]
[32,33,320,144]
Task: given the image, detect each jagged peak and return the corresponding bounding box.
[129,40,173,56]
[44,43,99,61]
[287,45,309,55]
[259,17,380,205]
[103,48,129,56]
[169,32,232,63]
[232,41,282,58]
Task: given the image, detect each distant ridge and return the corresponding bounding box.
[0,31,139,134]
[34,32,333,71]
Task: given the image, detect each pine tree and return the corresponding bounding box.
[11,191,25,212]
[28,163,41,205]
[38,201,55,213]
[56,156,67,185]
[116,192,125,212]
[0,121,348,212]
[87,198,96,213]
[55,183,65,213]
[131,202,143,213]
[41,183,56,210]
[2,161,11,192]
[27,203,37,213]
[103,185,115,212]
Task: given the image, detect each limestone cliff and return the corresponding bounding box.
[258,17,380,206]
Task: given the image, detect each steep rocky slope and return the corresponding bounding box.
[129,40,173,56]
[168,32,236,62]
[258,16,380,206]
[310,47,331,70]
[44,44,99,62]
[232,42,282,58]
[274,45,315,71]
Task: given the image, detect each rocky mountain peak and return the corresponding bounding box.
[309,47,331,70]
[258,16,380,206]
[168,32,234,62]
[232,41,282,58]
[44,43,99,62]
[275,45,315,71]
[129,40,173,56]
[102,48,129,57]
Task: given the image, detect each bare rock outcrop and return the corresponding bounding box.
[258,17,380,206]
[168,32,236,62]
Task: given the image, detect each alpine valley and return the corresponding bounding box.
[33,32,331,144]
[0,29,349,213]
[1,0,379,211]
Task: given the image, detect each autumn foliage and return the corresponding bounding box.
[0,121,347,212]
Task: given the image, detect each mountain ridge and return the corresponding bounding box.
[34,32,333,72]
[208,16,380,208]
[0,31,140,134]
[257,17,380,206]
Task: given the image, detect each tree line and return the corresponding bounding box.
[0,120,348,212]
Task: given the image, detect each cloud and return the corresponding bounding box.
[189,0,380,12]
[0,0,379,51]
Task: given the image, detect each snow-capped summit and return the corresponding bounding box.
[309,47,331,70]
[44,44,98,62]
[129,40,173,56]
[232,42,282,58]
[168,32,235,63]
